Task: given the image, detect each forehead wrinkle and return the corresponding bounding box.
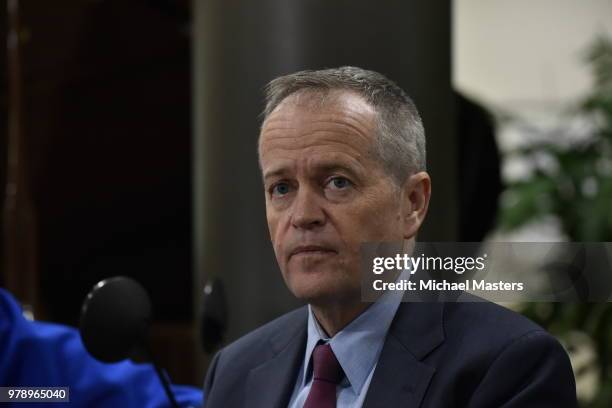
[262,150,368,182]
[261,127,371,147]
[261,116,375,154]
[304,153,368,175]
[261,136,368,162]
[260,111,374,148]
[308,119,373,145]
[262,112,375,142]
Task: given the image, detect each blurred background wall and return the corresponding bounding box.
[455,0,612,115]
[1,0,195,383]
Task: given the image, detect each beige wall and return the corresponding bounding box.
[454,0,612,114]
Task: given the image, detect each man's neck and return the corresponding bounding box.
[310,301,370,338]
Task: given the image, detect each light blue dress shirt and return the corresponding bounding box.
[288,274,406,408]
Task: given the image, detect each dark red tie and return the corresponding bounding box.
[303,343,344,408]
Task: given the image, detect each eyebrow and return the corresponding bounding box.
[263,167,289,183]
[262,160,364,183]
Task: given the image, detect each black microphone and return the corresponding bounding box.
[200,278,227,354]
[80,276,179,408]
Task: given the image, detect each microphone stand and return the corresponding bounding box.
[145,346,179,408]
[152,360,180,408]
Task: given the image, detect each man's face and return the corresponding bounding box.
[259,91,410,306]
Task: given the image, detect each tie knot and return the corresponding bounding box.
[311,343,344,384]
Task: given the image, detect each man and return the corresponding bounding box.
[203,67,577,407]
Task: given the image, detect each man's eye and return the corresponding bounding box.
[327,177,352,190]
[271,182,290,196]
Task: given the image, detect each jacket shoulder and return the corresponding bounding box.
[437,297,561,373]
[444,297,543,341]
[211,306,307,371]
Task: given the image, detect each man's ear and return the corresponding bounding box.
[400,171,431,239]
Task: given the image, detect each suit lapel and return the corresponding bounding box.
[363,302,445,408]
[245,307,308,408]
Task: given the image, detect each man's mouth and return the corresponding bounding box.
[289,245,337,258]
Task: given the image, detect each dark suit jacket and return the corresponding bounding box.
[203,300,577,407]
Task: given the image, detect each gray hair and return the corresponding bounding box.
[262,66,426,183]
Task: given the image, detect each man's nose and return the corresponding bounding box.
[290,186,325,229]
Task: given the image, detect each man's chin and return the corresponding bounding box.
[284,270,360,305]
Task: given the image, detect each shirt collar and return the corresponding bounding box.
[302,269,408,395]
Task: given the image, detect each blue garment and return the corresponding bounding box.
[288,283,404,408]
[0,288,203,408]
